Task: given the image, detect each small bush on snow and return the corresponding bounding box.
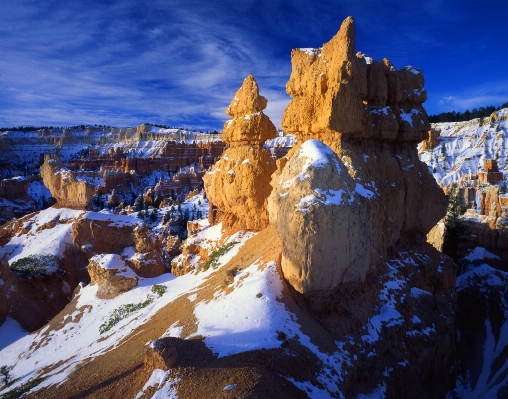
[151,284,166,297]
[0,366,13,385]
[0,377,45,399]
[99,284,167,334]
[9,255,59,277]
[203,242,239,271]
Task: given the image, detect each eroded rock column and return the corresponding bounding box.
[203,74,277,232]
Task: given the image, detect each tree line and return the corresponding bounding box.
[428,102,508,123]
[0,124,116,132]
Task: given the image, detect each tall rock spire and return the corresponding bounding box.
[222,74,276,146]
[203,74,277,232]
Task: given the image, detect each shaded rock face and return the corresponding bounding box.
[269,16,448,298]
[144,339,179,371]
[40,155,95,209]
[0,255,81,332]
[87,254,138,299]
[203,74,277,232]
[268,140,385,293]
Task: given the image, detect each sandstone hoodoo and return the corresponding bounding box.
[269,16,448,298]
[203,74,277,232]
[40,154,96,209]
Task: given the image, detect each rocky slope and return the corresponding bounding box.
[419,109,508,186]
[0,207,167,332]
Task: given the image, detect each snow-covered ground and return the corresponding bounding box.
[0,318,28,351]
[449,247,508,398]
[0,209,454,398]
[0,208,84,267]
[418,108,508,185]
[0,226,253,394]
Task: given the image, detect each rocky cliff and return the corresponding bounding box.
[203,74,277,232]
[269,16,447,298]
[40,155,96,209]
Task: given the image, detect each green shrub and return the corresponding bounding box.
[151,284,166,297]
[203,242,239,271]
[0,377,45,399]
[99,285,166,334]
[0,366,12,385]
[9,255,59,277]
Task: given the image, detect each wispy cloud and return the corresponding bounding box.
[0,0,507,128]
[433,80,508,112]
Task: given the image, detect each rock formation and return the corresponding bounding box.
[87,254,138,299]
[203,74,277,232]
[268,16,448,297]
[144,339,179,371]
[281,16,428,143]
[40,155,95,209]
[268,139,384,293]
[72,212,166,278]
[420,127,441,152]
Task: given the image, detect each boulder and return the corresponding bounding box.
[87,254,138,299]
[144,339,179,371]
[268,140,385,294]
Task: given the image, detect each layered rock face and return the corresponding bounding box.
[72,212,166,278]
[40,155,95,209]
[269,16,448,297]
[281,16,429,143]
[203,74,277,232]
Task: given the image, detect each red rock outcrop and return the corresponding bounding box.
[269,16,448,297]
[0,177,29,201]
[40,155,95,209]
[478,159,503,184]
[420,127,441,152]
[203,74,277,232]
[87,254,138,299]
[0,254,81,332]
[72,212,166,278]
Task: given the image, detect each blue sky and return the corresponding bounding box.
[1,0,507,130]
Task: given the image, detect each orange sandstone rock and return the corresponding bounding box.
[282,16,429,143]
[87,254,138,299]
[40,155,95,209]
[270,16,447,296]
[222,74,277,146]
[203,74,277,232]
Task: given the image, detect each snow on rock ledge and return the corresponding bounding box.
[87,254,138,299]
